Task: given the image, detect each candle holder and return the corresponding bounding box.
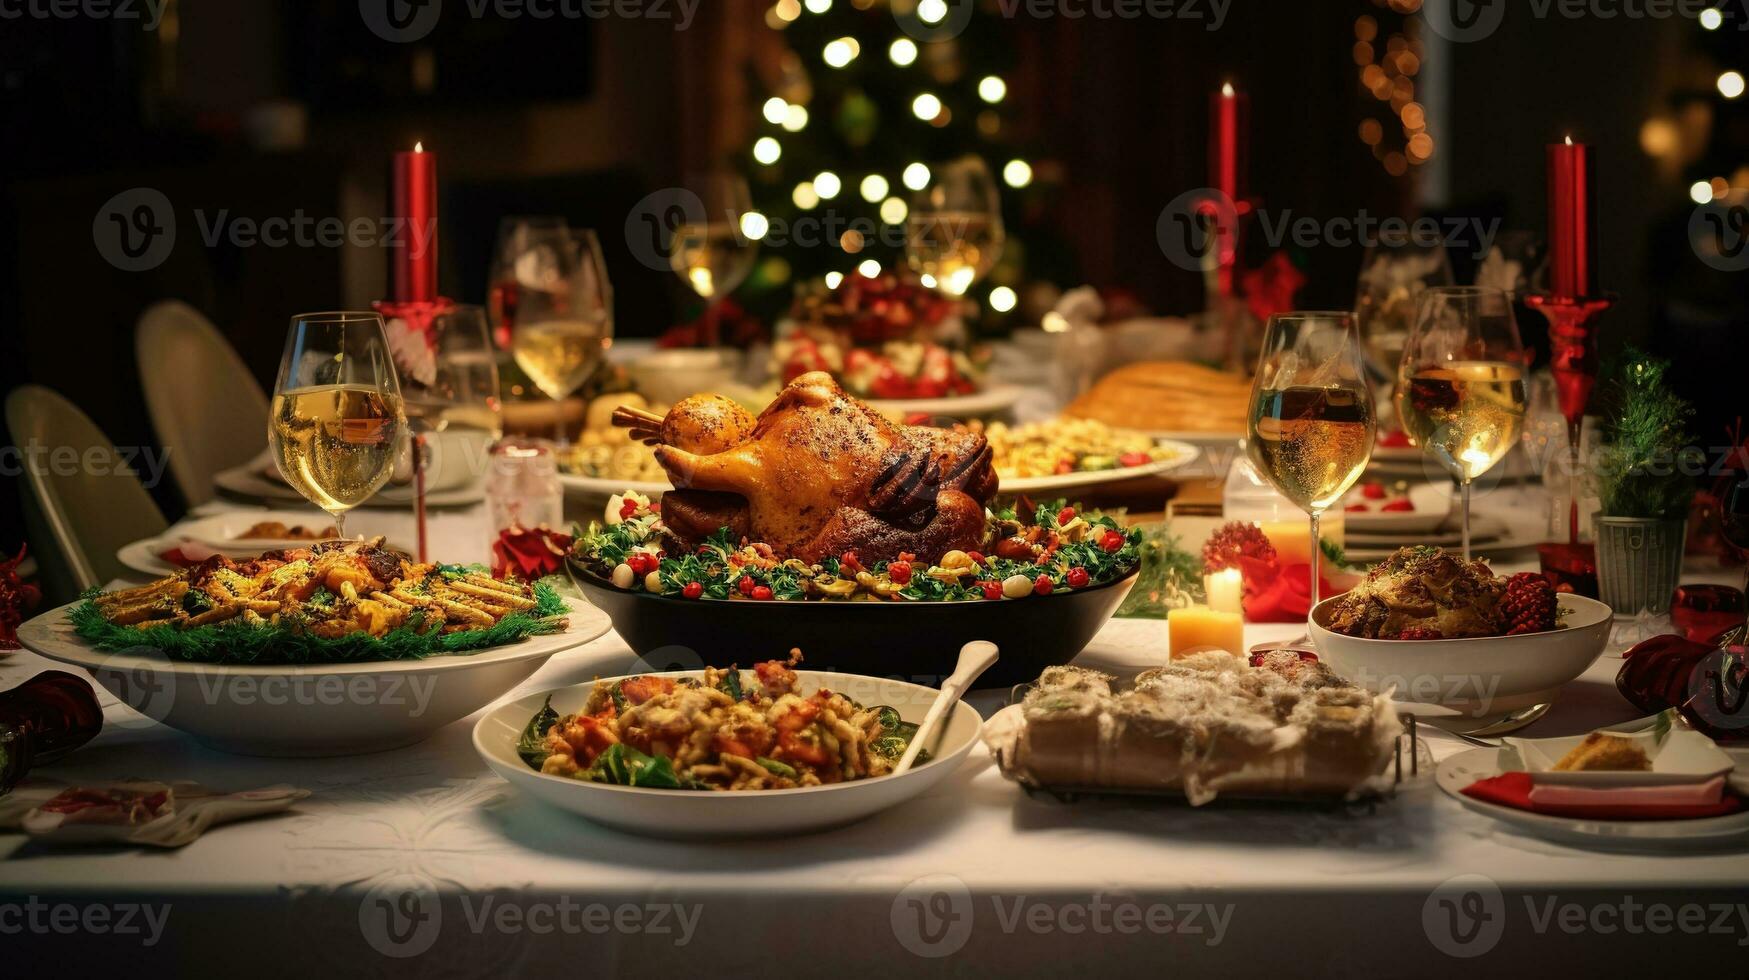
[1526,291,1613,600]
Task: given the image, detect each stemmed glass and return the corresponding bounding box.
[905,155,1005,297]
[390,304,503,491]
[269,312,409,540]
[1397,286,1529,559]
[1246,312,1377,610]
[488,215,569,350]
[1354,238,1452,427]
[510,229,614,444]
[670,172,758,346]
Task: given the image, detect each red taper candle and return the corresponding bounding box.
[1546,136,1598,301]
[392,142,439,304]
[1208,81,1249,297]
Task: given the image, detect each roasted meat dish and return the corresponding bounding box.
[617,372,998,564]
[1321,546,1506,639]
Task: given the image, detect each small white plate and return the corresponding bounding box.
[1342,482,1455,535]
[175,509,340,551]
[1502,728,1736,788]
[869,385,1023,421]
[557,473,671,500]
[475,669,982,839]
[1437,747,1749,851]
[116,537,180,578]
[1142,429,1246,450]
[213,459,485,508]
[999,439,1198,495]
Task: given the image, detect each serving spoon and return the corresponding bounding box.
[894,640,999,775]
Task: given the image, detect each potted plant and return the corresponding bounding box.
[1591,351,1700,618]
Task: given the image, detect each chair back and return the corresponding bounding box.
[136,300,269,505]
[5,385,168,599]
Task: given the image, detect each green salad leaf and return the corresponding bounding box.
[517,696,559,769]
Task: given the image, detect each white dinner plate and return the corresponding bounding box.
[18,598,610,757]
[173,509,344,551]
[1142,429,1246,450]
[557,473,671,499]
[1437,746,1749,851]
[869,385,1022,421]
[998,439,1199,496]
[116,537,181,578]
[213,459,486,508]
[475,669,982,839]
[1341,482,1455,535]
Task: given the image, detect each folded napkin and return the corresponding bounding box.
[0,779,310,847]
[1464,771,1742,820]
[1529,776,1727,808]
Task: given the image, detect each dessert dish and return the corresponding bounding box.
[987,651,1404,805]
[517,652,924,791]
[613,371,998,565]
[1064,360,1250,435]
[1552,733,1653,772]
[1322,546,1561,640]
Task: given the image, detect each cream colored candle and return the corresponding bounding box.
[1205,567,1244,615]
[1168,605,1245,659]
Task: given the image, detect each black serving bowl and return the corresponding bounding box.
[568,558,1139,689]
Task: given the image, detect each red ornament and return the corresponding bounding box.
[0,546,42,650]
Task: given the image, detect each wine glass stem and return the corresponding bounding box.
[333,510,347,541]
[1460,479,1473,562]
[1308,510,1323,610]
[1567,419,1583,546]
[554,397,566,447]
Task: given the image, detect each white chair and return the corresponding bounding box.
[135,300,270,506]
[6,386,168,601]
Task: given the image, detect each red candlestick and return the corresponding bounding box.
[1207,82,1250,298]
[393,143,439,304]
[1546,137,1598,302]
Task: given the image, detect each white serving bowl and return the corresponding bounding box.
[17,599,611,757]
[474,670,982,839]
[1308,593,1613,720]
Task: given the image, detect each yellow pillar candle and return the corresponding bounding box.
[1256,516,1344,576]
[1205,567,1244,615]
[1168,605,1245,660]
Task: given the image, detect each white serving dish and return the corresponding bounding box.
[1437,747,1749,852]
[1309,593,1614,723]
[17,599,610,757]
[1342,481,1454,535]
[1502,728,1736,787]
[999,439,1198,495]
[474,669,982,839]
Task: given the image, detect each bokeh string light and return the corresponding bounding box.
[1355,0,1433,178]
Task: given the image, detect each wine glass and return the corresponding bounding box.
[489,216,569,350]
[670,172,757,346]
[510,229,614,444]
[905,155,1006,297]
[1246,312,1377,610]
[1397,286,1529,560]
[1354,238,1452,428]
[269,312,408,540]
[388,304,503,492]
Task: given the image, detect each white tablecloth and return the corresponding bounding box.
[6,493,1748,977]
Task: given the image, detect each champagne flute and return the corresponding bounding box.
[1247,312,1377,611]
[670,172,757,346]
[1397,286,1529,560]
[905,155,1006,297]
[269,312,408,540]
[489,215,569,350]
[511,229,614,444]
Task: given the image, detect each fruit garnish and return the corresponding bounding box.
[1380,499,1416,512]
[1361,482,1387,500]
[1201,521,1279,574]
[682,581,704,600]
[1502,572,1558,635]
[1393,627,1445,640]
[1066,567,1090,589]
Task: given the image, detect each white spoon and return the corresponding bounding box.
[894,640,999,774]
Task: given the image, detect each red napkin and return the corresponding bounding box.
[1240,560,1335,624]
[1463,771,1743,820]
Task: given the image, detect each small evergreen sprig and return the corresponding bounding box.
[1594,349,1701,522]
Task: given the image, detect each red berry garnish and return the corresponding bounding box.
[979,580,1003,601]
[1501,572,1559,635]
[697,545,715,557]
[682,581,704,600]
[751,585,774,601]
[1361,482,1387,500]
[1099,530,1125,553]
[1381,499,1416,512]
[619,499,640,519]
[1201,521,1278,574]
[1056,507,1076,525]
[1345,503,1370,513]
[1066,567,1090,589]
[967,551,985,566]
[1119,451,1150,468]
[840,551,863,575]
[888,560,913,585]
[1393,627,1445,641]
[738,575,756,596]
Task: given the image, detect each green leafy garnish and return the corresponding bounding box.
[584,743,683,788]
[755,756,797,779]
[180,589,213,615]
[517,696,559,769]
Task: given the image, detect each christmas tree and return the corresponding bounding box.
[735,0,1038,323]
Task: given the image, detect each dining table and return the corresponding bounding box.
[5,481,1748,978]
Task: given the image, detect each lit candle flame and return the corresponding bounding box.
[1563,134,1573,146]
[1221,81,1235,98]
[414,141,425,153]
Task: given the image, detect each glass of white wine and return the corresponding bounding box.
[511,229,614,444]
[670,172,758,346]
[905,155,1005,297]
[1247,312,1378,610]
[488,215,569,350]
[1397,286,1529,560]
[269,311,409,540]
[390,304,503,492]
